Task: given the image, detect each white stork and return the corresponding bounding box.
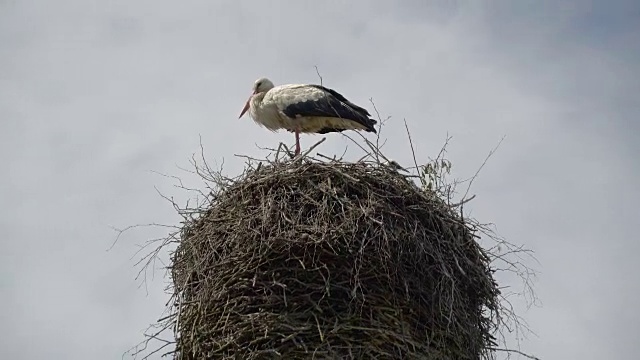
[238,77,377,155]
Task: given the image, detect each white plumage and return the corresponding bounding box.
[239,77,377,155]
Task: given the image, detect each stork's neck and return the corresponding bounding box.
[248,91,269,120]
[252,91,267,104]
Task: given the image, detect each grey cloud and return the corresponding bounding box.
[1,1,638,359]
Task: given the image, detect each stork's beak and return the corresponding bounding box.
[238,91,256,119]
[238,97,250,119]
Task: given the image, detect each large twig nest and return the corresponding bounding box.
[169,157,501,359]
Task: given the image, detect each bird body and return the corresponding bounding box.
[239,78,377,155]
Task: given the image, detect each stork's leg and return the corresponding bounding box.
[294,128,301,156]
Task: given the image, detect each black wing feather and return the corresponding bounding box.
[281,85,377,133]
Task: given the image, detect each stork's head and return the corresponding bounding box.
[253,77,274,94]
[239,77,274,119]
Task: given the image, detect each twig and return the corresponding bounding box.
[403,119,420,177]
[462,135,506,201]
[451,194,476,208]
[296,137,326,160]
[488,347,541,360]
[314,65,323,86]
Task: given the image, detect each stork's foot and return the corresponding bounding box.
[293,128,301,157]
[286,143,301,159]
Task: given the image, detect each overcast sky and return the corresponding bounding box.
[1,1,639,359]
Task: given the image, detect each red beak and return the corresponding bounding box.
[238,91,256,119]
[239,97,250,118]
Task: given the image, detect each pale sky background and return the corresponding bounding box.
[1,1,639,359]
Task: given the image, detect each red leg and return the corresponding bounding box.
[294,129,301,155]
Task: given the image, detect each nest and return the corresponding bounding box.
[169,157,501,359]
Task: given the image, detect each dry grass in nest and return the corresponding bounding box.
[167,152,501,359]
